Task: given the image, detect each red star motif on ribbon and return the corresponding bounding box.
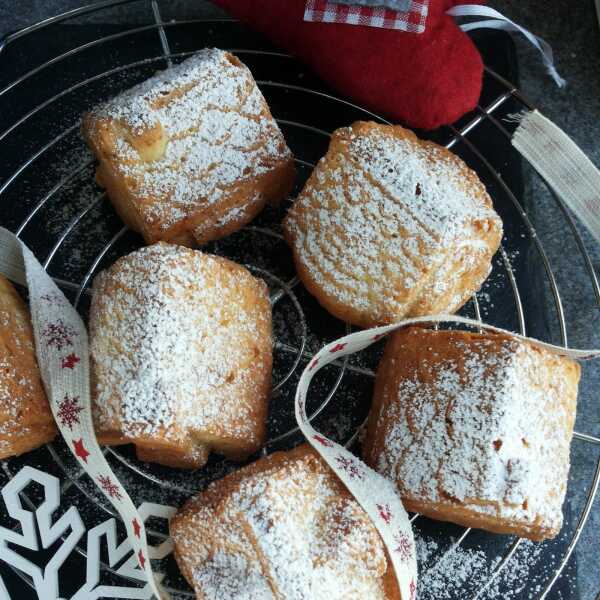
[377,503,393,524]
[309,357,319,371]
[313,434,334,448]
[97,474,123,501]
[61,353,80,369]
[394,531,413,562]
[73,438,90,463]
[132,518,141,538]
[372,332,387,341]
[57,395,83,429]
[138,549,146,569]
[335,455,364,480]
[329,343,347,353]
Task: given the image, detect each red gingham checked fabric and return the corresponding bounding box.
[304,0,429,32]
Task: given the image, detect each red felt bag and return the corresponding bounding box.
[211,0,483,130]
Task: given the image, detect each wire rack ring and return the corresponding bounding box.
[0,2,598,599]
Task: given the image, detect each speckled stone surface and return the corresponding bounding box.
[0,1,599,598]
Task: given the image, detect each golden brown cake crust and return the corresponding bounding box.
[90,243,272,469]
[82,49,295,247]
[0,275,56,459]
[363,327,580,541]
[171,444,400,600]
[283,122,503,328]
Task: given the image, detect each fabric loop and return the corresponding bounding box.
[512,110,600,247]
[448,4,565,87]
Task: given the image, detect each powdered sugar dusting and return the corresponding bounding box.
[0,278,54,456]
[86,48,292,233]
[193,192,263,240]
[416,535,550,599]
[284,123,502,325]
[0,311,36,451]
[193,550,274,599]
[372,329,578,537]
[89,243,272,457]
[172,448,390,599]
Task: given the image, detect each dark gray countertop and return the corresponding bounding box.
[0,0,598,598]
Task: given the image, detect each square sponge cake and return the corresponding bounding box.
[363,327,580,541]
[283,122,502,328]
[82,48,295,247]
[89,243,273,469]
[170,444,399,599]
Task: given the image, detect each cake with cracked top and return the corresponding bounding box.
[82,48,295,247]
[363,327,580,541]
[283,122,503,328]
[171,444,400,599]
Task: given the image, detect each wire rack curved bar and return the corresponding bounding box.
[0,2,598,599]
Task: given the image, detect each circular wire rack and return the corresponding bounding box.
[0,1,599,599]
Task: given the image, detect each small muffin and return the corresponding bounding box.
[363,327,580,541]
[0,275,56,458]
[171,444,399,600]
[89,243,272,469]
[283,122,503,328]
[82,48,295,247]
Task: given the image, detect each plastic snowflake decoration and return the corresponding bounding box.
[57,395,83,429]
[0,466,176,600]
[335,455,364,480]
[394,531,413,562]
[98,475,123,501]
[43,319,75,351]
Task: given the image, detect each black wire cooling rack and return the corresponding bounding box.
[0,1,599,599]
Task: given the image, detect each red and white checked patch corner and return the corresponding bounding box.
[304,0,429,33]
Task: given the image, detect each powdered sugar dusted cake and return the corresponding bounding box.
[82,48,295,247]
[363,327,580,541]
[0,275,56,459]
[89,243,272,469]
[171,445,399,599]
[283,122,503,328]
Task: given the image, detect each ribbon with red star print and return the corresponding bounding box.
[0,228,167,600]
[296,316,600,599]
[298,330,419,598]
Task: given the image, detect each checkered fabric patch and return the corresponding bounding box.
[304,0,429,32]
